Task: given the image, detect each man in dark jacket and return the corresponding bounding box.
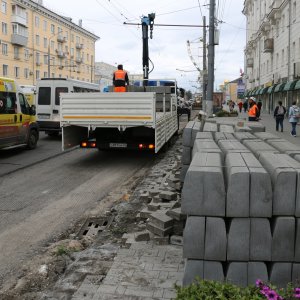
[273,101,286,132]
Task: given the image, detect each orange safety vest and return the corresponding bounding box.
[114,70,127,81]
[248,104,258,117]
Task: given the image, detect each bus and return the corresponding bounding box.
[36,78,100,136]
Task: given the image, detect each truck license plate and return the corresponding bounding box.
[109,143,127,148]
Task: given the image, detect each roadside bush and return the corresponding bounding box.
[175,279,300,300]
[215,109,238,117]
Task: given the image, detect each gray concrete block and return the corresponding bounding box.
[243,139,279,159]
[254,132,281,141]
[259,153,296,215]
[182,161,226,217]
[149,211,174,229]
[146,222,173,237]
[225,153,250,217]
[192,139,223,160]
[250,218,272,261]
[183,217,205,259]
[226,262,248,287]
[245,122,266,132]
[248,262,268,285]
[235,126,252,132]
[183,260,203,286]
[268,139,300,158]
[292,263,300,283]
[166,208,186,221]
[227,218,250,261]
[203,122,218,132]
[214,132,236,143]
[218,140,250,156]
[220,124,235,133]
[182,146,192,165]
[191,121,202,146]
[233,132,256,142]
[180,164,189,183]
[295,219,300,262]
[272,217,295,261]
[204,261,224,281]
[270,263,292,288]
[195,132,214,140]
[159,191,177,201]
[204,217,227,261]
[183,121,195,147]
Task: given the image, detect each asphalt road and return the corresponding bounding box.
[0,145,155,286]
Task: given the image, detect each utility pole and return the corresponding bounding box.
[206,0,216,117]
[202,16,207,111]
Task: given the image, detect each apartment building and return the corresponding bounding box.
[0,0,99,85]
[243,0,300,112]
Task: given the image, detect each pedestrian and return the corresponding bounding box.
[248,97,259,121]
[113,64,129,92]
[273,101,286,132]
[257,99,262,119]
[243,98,248,112]
[288,101,300,137]
[238,101,243,113]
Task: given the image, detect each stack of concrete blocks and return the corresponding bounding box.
[181,121,300,288]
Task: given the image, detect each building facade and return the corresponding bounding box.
[0,0,99,85]
[243,0,300,112]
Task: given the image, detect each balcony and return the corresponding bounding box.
[76,43,84,49]
[56,50,66,58]
[247,58,254,68]
[264,38,274,53]
[11,34,28,47]
[11,14,27,27]
[57,35,66,43]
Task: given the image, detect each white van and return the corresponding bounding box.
[36,78,100,136]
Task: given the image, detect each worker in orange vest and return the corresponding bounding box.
[113,64,129,92]
[248,97,259,121]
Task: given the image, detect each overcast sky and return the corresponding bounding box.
[43,0,246,92]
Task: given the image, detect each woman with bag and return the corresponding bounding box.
[288,101,300,137]
[274,101,286,132]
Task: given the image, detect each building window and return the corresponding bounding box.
[36,70,40,79]
[70,48,74,57]
[24,68,29,78]
[2,64,8,76]
[35,16,39,27]
[44,71,47,78]
[43,20,47,31]
[65,31,68,40]
[51,24,55,34]
[282,15,285,32]
[51,40,55,50]
[1,1,7,14]
[14,66,20,78]
[2,22,7,34]
[57,26,62,33]
[281,49,284,66]
[2,43,8,55]
[51,72,54,78]
[76,36,80,44]
[293,2,296,21]
[36,52,40,64]
[292,42,296,61]
[44,54,48,64]
[71,34,74,42]
[36,34,40,46]
[14,47,19,59]
[44,37,47,48]
[24,48,30,60]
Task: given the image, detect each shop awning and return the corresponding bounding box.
[259,87,269,95]
[254,88,263,95]
[283,80,298,91]
[267,85,277,94]
[274,82,286,93]
[294,80,300,90]
[250,88,259,96]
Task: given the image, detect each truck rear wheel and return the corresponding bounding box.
[27,130,38,150]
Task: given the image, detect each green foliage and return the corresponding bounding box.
[215,110,238,117]
[54,245,69,256]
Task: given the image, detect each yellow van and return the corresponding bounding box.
[0,77,39,150]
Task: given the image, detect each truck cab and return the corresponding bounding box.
[0,77,39,150]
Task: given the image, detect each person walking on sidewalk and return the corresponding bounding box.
[274,101,286,132]
[238,101,243,113]
[248,97,259,121]
[288,101,300,137]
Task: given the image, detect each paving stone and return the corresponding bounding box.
[248,262,268,285]
[182,153,226,216]
[227,218,250,261]
[182,259,203,286]
[243,139,279,159]
[153,236,170,245]
[219,124,234,133]
[159,191,177,201]
[183,216,205,259]
[225,153,249,217]
[233,132,256,142]
[272,217,295,261]
[140,208,153,219]
[254,132,281,141]
[149,212,174,229]
[259,153,297,215]
[270,263,292,288]
[195,132,214,140]
[204,261,224,281]
[203,122,218,132]
[250,218,272,261]
[267,139,300,157]
[166,208,186,221]
[295,219,300,262]
[146,222,173,237]
[182,146,192,165]
[226,262,248,287]
[204,217,227,261]
[170,235,183,246]
[218,139,251,155]
[147,201,160,211]
[192,139,223,160]
[182,121,195,147]
[134,231,150,242]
